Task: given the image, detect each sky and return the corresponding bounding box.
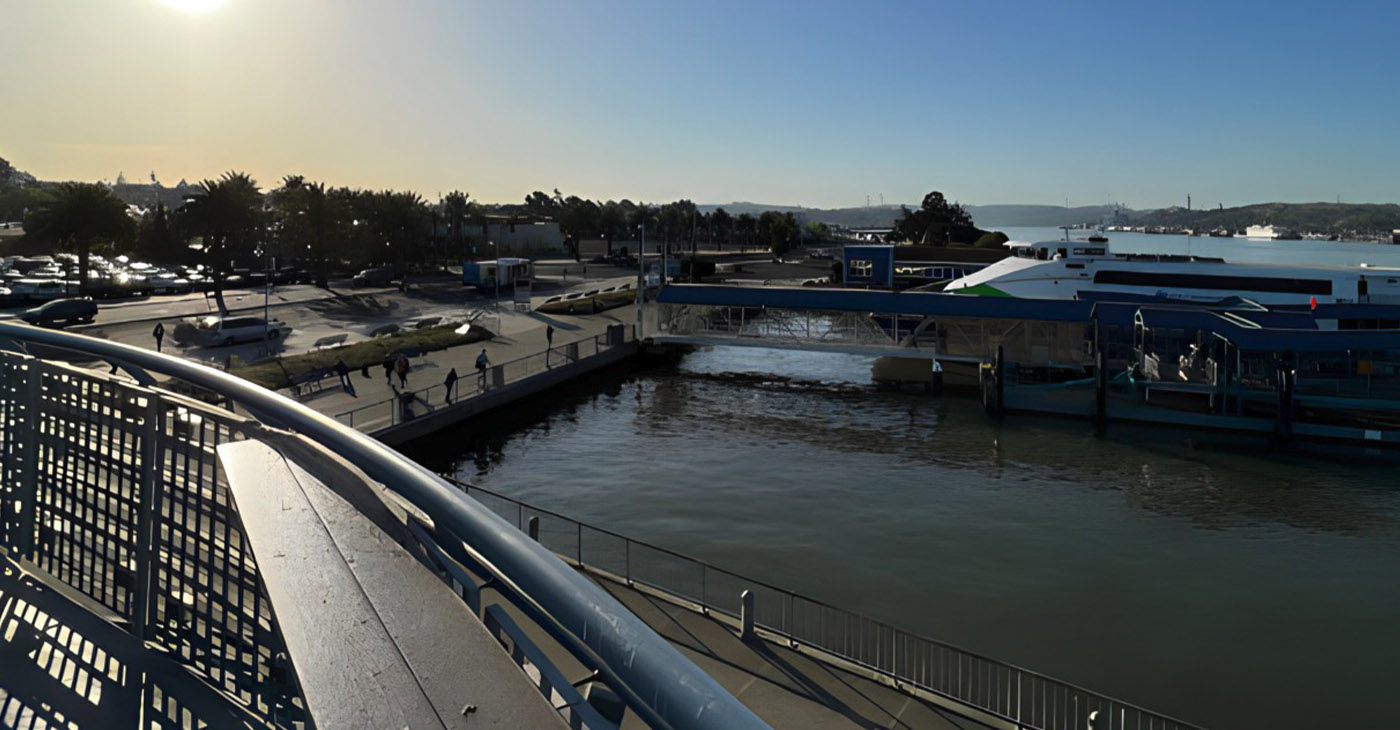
[4,0,1399,210]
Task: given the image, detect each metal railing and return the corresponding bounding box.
[0,348,308,728]
[0,320,763,730]
[446,478,1209,730]
[333,330,630,431]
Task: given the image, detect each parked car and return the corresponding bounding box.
[191,316,293,347]
[20,297,97,328]
[352,267,395,287]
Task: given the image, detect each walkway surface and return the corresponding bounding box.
[0,553,274,730]
[303,298,641,431]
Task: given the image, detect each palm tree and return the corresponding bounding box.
[270,176,338,288]
[443,190,470,261]
[179,172,264,315]
[23,183,134,295]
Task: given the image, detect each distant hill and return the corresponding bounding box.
[697,202,1129,230]
[698,202,908,229]
[1133,202,1400,235]
[965,204,1122,228]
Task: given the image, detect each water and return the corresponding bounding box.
[1000,226,1400,268]
[403,236,1400,730]
[405,344,1400,730]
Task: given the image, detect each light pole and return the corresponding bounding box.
[635,223,645,339]
[489,240,500,311]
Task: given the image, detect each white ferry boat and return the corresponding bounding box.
[943,240,1400,306]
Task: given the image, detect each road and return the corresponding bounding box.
[59,272,637,368]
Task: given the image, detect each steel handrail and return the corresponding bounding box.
[0,321,767,730]
[333,333,612,423]
[448,477,1211,730]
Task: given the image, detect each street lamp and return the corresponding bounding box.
[635,223,645,338]
[489,240,499,311]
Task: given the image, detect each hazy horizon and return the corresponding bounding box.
[7,0,1399,210]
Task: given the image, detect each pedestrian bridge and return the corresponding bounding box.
[649,284,1094,369]
[0,321,1204,730]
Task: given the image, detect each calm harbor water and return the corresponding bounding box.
[403,236,1400,730]
[406,347,1399,730]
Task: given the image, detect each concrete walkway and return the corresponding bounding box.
[299,301,641,432]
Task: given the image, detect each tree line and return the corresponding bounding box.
[4,164,825,313]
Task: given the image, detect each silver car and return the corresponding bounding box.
[191,316,293,347]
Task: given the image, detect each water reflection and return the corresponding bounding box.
[401,347,1400,730]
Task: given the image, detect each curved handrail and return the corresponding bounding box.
[0,321,768,730]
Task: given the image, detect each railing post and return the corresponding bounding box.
[133,395,164,639]
[740,589,755,640]
[527,515,540,542]
[14,358,43,558]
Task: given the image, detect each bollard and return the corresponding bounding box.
[740,589,755,640]
[527,515,540,542]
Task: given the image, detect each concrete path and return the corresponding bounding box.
[301,301,641,431]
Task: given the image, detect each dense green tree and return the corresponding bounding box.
[135,203,185,264]
[735,213,757,250]
[268,176,342,287]
[524,190,557,218]
[443,190,471,261]
[598,201,628,254]
[629,204,658,249]
[179,172,265,314]
[888,191,977,246]
[369,190,429,271]
[710,208,732,250]
[757,210,798,257]
[23,182,135,294]
[556,195,601,260]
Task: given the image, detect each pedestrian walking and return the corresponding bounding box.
[475,348,490,389]
[444,368,458,404]
[152,322,165,352]
[545,324,555,366]
[382,357,394,385]
[395,355,410,388]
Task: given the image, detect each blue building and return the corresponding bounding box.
[841,245,894,288]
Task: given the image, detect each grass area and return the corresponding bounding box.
[230,323,492,390]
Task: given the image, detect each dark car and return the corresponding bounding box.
[20,297,98,328]
[352,267,395,287]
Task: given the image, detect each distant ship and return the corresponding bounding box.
[1245,224,1301,240]
[943,240,1400,305]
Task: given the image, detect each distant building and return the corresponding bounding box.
[842,245,894,288]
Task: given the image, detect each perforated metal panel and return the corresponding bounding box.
[0,350,309,728]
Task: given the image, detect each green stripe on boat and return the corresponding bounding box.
[952,283,1011,297]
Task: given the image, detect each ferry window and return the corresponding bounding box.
[1065,263,1085,269]
[1092,270,1332,295]
[1085,247,1105,256]
[1057,248,1068,259]
[1015,248,1033,258]
[1073,248,1087,255]
[1036,248,1050,260]
[849,259,873,277]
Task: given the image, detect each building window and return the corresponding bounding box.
[849,259,873,278]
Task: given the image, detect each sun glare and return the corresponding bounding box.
[156,0,229,12]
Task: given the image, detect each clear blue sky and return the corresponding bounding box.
[5,0,1399,209]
